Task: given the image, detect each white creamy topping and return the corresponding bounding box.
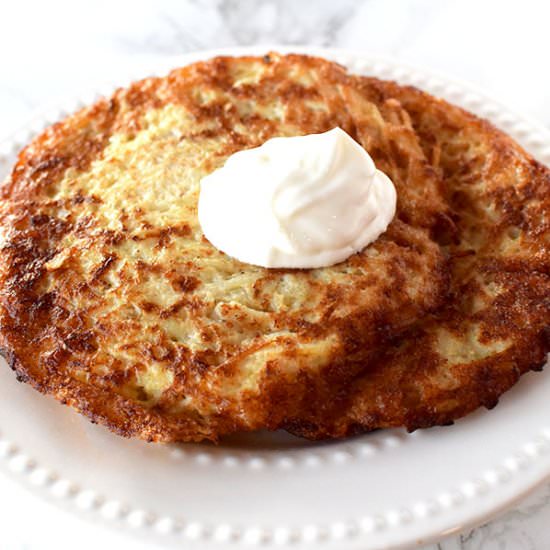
[198,127,396,269]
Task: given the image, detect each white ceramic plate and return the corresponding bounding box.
[0,47,549,550]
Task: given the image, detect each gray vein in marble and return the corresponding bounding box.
[438,533,465,550]
[218,0,359,46]
[456,483,550,549]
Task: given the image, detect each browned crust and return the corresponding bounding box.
[285,75,550,439]
[0,53,548,443]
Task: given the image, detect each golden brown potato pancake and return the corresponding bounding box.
[0,54,547,442]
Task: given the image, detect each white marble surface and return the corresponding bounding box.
[0,1,549,549]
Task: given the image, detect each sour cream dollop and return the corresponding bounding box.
[198,127,396,269]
